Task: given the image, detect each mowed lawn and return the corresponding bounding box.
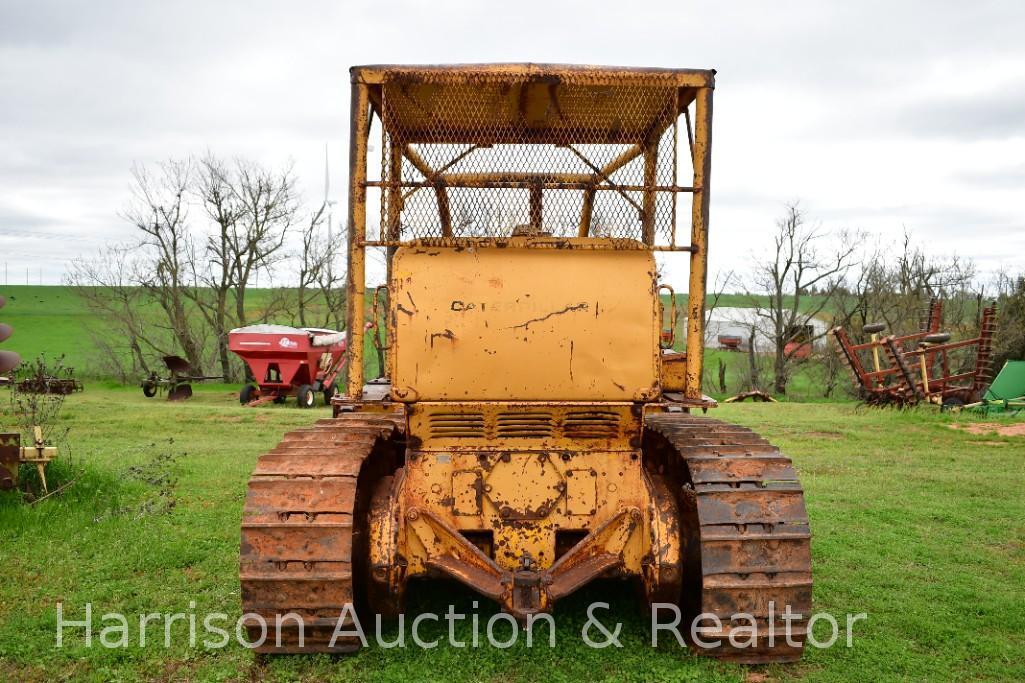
[1,387,1023,682]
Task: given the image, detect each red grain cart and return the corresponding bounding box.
[229,325,348,408]
[717,334,743,351]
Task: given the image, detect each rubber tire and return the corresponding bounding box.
[322,382,336,405]
[142,381,158,398]
[240,384,257,405]
[297,384,316,409]
[941,396,965,413]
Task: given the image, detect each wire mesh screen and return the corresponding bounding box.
[373,72,686,245]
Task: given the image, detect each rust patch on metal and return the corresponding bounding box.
[0,432,20,491]
[239,413,403,653]
[644,413,813,664]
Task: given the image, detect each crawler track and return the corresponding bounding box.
[240,413,403,653]
[644,414,813,664]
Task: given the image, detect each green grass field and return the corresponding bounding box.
[2,286,820,383]
[0,285,384,380]
[1,387,1023,682]
[1,286,97,373]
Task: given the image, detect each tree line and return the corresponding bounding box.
[68,155,345,382]
[714,202,1025,397]
[70,158,1024,397]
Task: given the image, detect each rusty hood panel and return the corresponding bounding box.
[390,246,659,401]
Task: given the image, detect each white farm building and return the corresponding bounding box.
[687,307,830,353]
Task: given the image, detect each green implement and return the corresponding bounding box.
[969,360,1025,415]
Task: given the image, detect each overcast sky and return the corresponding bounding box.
[1,0,1023,288]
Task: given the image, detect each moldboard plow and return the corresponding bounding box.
[141,356,221,401]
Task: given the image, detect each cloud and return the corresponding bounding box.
[956,163,1025,188]
[0,204,52,229]
[1,0,1024,285]
[891,85,1025,141]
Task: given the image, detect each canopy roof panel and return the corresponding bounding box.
[355,63,713,145]
[352,63,715,86]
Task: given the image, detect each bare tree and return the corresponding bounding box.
[988,270,1025,370]
[747,203,859,395]
[70,153,334,384]
[184,155,301,379]
[854,231,977,338]
[67,246,160,380]
[746,324,762,390]
[290,198,348,334]
[316,239,347,332]
[189,154,246,380]
[295,203,329,328]
[122,160,206,371]
[229,159,296,327]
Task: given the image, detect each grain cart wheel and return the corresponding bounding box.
[322,382,336,406]
[142,380,158,398]
[239,413,404,652]
[239,384,257,405]
[643,414,813,664]
[296,384,316,409]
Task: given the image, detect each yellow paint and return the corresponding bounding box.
[345,81,371,399]
[407,402,639,451]
[346,66,716,610]
[390,402,663,576]
[390,242,660,402]
[660,353,687,392]
[685,85,713,400]
[401,447,649,573]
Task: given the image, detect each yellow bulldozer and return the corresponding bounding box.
[240,64,812,663]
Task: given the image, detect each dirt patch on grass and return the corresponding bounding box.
[949,422,1025,437]
[805,430,843,440]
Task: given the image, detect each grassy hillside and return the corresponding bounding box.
[0,285,369,379]
[2,285,832,397]
[1,286,96,373]
[0,286,827,374]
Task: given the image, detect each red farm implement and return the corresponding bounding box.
[228,325,349,408]
[833,299,997,407]
[141,355,220,401]
[717,334,743,351]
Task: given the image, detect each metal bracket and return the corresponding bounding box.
[405,506,643,620]
[658,284,678,349]
[0,432,19,491]
[1,427,58,493]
